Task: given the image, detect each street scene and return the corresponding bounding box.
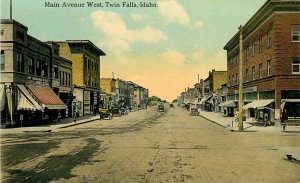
[1,105,300,183]
[1,0,300,182]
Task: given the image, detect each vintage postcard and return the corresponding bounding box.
[0,0,300,182]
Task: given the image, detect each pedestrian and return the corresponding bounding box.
[93,105,97,116]
[73,108,77,122]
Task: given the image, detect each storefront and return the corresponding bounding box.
[218,100,236,116]
[281,99,300,122]
[242,99,274,125]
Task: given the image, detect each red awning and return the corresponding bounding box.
[27,85,67,110]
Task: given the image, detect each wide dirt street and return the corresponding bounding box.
[1,105,300,183]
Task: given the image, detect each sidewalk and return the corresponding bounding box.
[199,110,300,133]
[0,114,101,135]
[199,110,300,163]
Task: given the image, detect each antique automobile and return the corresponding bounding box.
[109,108,122,117]
[169,103,175,108]
[99,109,112,120]
[120,107,129,115]
[157,104,164,112]
[190,108,199,116]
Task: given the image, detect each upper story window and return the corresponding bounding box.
[267,30,272,47]
[0,50,4,71]
[267,60,272,76]
[236,73,238,84]
[292,57,300,74]
[246,46,250,60]
[16,30,25,42]
[28,57,34,75]
[36,60,42,76]
[259,63,262,78]
[16,52,24,72]
[252,42,256,56]
[252,66,256,80]
[42,61,48,77]
[232,75,235,85]
[292,25,300,42]
[228,76,231,87]
[53,64,58,79]
[258,36,263,53]
[246,69,249,82]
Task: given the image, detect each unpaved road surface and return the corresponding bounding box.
[1,106,300,183]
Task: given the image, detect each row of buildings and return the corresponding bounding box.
[177,0,300,126]
[100,78,148,110]
[0,19,148,127]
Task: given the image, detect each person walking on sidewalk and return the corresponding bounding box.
[73,107,78,122]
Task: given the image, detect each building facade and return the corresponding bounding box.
[100,78,117,109]
[0,19,67,127]
[56,40,105,116]
[224,0,300,124]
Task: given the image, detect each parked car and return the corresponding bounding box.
[157,104,164,112]
[190,108,199,116]
[169,104,175,108]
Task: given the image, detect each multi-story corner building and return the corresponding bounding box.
[224,0,300,124]
[56,40,105,116]
[100,78,117,109]
[0,19,67,127]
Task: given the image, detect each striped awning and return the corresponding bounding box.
[218,100,236,107]
[242,99,274,110]
[17,84,43,111]
[27,85,67,110]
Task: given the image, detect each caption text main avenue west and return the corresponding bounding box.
[44,1,158,8]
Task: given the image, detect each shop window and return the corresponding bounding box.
[292,57,300,74]
[249,108,255,118]
[0,50,4,70]
[292,25,300,42]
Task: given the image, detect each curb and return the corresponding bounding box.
[58,117,100,129]
[199,115,227,128]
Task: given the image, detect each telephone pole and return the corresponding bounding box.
[10,0,12,20]
[238,25,244,130]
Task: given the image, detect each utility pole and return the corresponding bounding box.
[10,0,12,20]
[238,25,244,131]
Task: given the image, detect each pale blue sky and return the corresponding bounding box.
[1,0,266,101]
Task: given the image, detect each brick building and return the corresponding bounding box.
[56,40,105,116]
[224,0,300,124]
[0,19,68,127]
